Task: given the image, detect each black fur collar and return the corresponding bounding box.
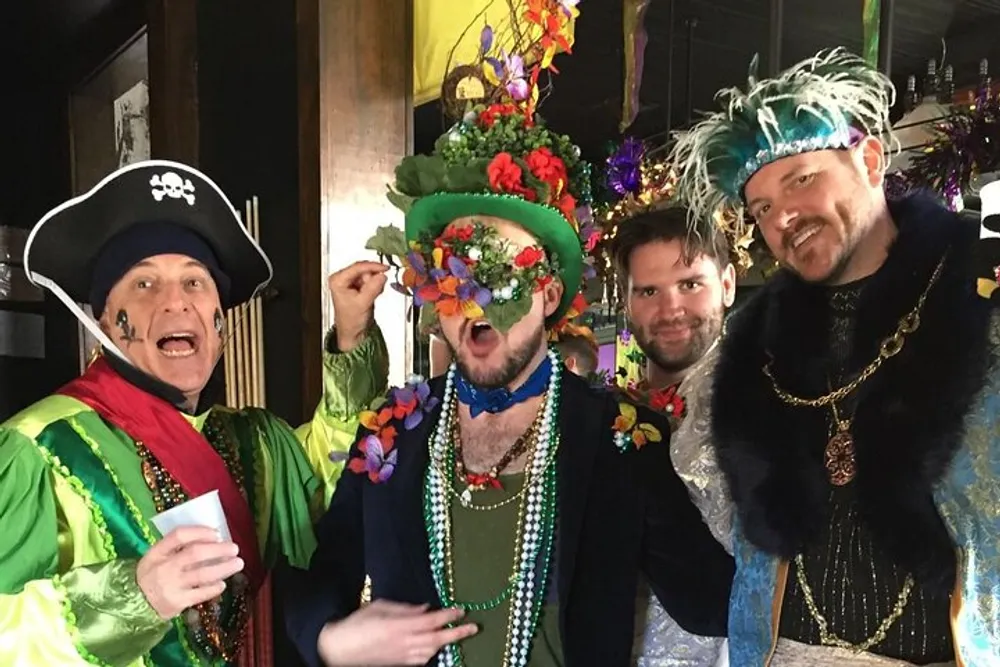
[713,193,994,591]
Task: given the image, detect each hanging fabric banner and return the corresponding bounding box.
[863,0,881,68]
[413,0,577,107]
[620,0,652,132]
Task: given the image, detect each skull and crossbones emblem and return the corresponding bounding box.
[149,172,196,205]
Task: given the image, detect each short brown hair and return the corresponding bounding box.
[556,331,599,375]
[610,206,730,292]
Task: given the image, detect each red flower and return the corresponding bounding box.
[442,225,474,242]
[514,246,546,268]
[487,153,536,200]
[555,192,577,221]
[526,147,569,195]
[478,103,533,129]
[649,384,686,418]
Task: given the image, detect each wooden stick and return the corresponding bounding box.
[248,197,262,407]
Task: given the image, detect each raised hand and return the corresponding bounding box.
[328,261,389,352]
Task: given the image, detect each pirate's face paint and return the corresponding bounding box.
[115,309,143,344]
[100,253,223,406]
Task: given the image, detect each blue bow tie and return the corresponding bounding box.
[455,356,552,418]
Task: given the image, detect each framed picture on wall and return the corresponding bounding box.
[68,30,150,373]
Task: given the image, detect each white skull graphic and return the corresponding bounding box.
[150,172,196,205]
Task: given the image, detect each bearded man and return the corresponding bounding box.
[0,160,383,665]
[282,81,734,666]
[609,206,736,667]
[669,47,1000,666]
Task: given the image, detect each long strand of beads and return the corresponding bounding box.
[424,349,562,667]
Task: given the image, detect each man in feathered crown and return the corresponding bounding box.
[282,4,733,666]
[669,47,1000,665]
[0,159,383,665]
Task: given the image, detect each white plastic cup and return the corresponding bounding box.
[150,489,232,542]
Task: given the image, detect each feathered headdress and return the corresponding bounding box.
[669,47,898,226]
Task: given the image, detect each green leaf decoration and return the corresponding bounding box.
[395,155,447,196]
[516,157,550,203]
[417,303,440,334]
[385,187,416,214]
[484,292,532,333]
[444,158,491,193]
[365,225,409,258]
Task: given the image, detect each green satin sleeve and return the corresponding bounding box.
[60,559,170,665]
[294,325,389,510]
[254,410,321,570]
[0,426,167,667]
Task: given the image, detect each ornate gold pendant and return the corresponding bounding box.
[824,426,856,486]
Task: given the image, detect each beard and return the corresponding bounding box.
[633,307,724,377]
[783,200,867,285]
[447,319,547,389]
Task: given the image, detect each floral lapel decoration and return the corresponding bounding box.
[612,402,663,452]
[332,375,439,484]
[648,383,686,420]
[624,380,687,424]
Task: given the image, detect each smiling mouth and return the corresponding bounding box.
[156,332,198,357]
[789,223,822,251]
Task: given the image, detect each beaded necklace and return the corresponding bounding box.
[424,350,562,667]
[138,411,252,662]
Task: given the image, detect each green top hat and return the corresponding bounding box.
[368,8,596,332]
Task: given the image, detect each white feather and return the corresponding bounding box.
[668,47,899,234]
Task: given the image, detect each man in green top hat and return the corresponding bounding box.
[0,159,386,666]
[669,47,1000,665]
[283,6,734,665]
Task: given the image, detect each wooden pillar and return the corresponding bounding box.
[298,0,415,406]
[147,0,199,163]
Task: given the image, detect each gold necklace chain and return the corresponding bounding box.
[762,254,947,408]
[794,554,914,653]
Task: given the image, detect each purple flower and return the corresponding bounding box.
[503,52,529,101]
[480,25,494,54]
[391,379,441,430]
[606,137,645,196]
[362,435,398,483]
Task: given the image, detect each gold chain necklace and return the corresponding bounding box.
[763,254,946,486]
[794,554,914,653]
[763,256,945,651]
[762,254,946,408]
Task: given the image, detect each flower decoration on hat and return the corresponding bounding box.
[366,0,595,334]
[667,47,898,234]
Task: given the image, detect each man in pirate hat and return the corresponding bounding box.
[669,47,999,665]
[0,159,388,665]
[282,5,733,665]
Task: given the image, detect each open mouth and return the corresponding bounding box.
[466,320,501,357]
[156,332,198,358]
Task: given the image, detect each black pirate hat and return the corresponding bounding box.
[24,160,271,361]
[24,159,271,310]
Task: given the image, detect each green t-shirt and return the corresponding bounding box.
[448,472,563,666]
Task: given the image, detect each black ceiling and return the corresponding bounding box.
[5,0,1000,166]
[432,0,1000,166]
